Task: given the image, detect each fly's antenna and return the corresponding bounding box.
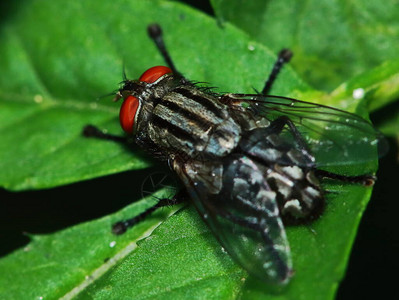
[147,24,180,75]
[96,90,119,101]
[261,49,293,96]
[122,61,128,81]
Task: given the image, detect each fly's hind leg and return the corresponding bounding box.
[252,117,376,186]
[315,169,376,186]
[268,117,376,186]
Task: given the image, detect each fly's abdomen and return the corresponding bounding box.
[147,86,241,159]
[239,127,324,222]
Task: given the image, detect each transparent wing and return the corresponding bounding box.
[226,94,387,168]
[177,156,293,284]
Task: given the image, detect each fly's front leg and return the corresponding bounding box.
[147,24,184,79]
[82,124,127,144]
[261,49,293,96]
[82,124,138,152]
[112,189,188,235]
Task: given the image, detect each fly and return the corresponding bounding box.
[83,24,384,284]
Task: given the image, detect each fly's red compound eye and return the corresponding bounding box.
[119,95,141,133]
[139,66,172,83]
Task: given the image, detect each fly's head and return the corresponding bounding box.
[115,66,173,134]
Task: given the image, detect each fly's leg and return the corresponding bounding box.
[269,116,314,163]
[269,116,308,149]
[261,49,293,96]
[82,124,127,144]
[315,169,376,186]
[148,22,292,92]
[83,125,183,234]
[147,24,183,78]
[148,23,292,93]
[112,190,187,235]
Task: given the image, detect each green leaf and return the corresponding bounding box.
[72,207,246,300]
[335,60,399,110]
[0,0,385,299]
[211,0,399,92]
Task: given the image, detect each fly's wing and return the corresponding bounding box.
[227,94,387,168]
[177,156,293,284]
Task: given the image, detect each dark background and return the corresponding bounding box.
[1,1,398,298]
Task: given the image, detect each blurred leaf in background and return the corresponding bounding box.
[211,0,399,91]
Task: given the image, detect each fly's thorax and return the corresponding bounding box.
[140,85,242,160]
